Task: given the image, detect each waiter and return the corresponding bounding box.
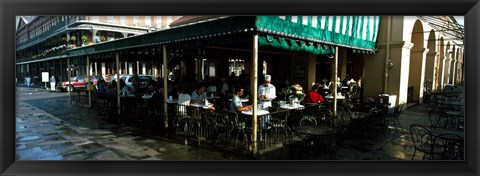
[258,74,276,108]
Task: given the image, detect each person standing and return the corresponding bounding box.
[25,75,31,87]
[49,76,56,91]
[258,74,276,108]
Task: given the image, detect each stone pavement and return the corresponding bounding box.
[15,85,464,160]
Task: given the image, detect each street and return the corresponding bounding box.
[16,86,243,160]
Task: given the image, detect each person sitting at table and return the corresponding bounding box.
[258,74,276,109]
[177,88,191,117]
[121,82,137,96]
[152,86,164,103]
[97,80,107,94]
[231,87,252,113]
[191,84,207,104]
[329,77,342,94]
[305,84,324,104]
[289,80,305,101]
[290,80,304,94]
[191,83,215,111]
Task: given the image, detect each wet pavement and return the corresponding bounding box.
[15,85,464,160]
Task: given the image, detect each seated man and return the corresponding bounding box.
[191,83,215,111]
[191,84,207,104]
[231,88,252,113]
[97,80,107,94]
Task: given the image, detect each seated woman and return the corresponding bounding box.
[305,84,324,104]
[289,80,305,101]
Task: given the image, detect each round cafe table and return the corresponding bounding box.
[229,98,249,103]
[280,104,305,110]
[241,110,270,116]
[325,95,345,100]
[293,125,336,136]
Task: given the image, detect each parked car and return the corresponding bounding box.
[122,75,157,88]
[58,75,105,92]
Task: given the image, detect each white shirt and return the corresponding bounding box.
[221,83,229,95]
[177,93,191,116]
[258,83,276,108]
[230,95,243,113]
[191,90,207,102]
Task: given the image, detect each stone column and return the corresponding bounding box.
[443,49,453,86]
[450,50,459,85]
[408,48,428,103]
[424,51,437,92]
[437,53,447,91]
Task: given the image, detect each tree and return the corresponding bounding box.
[99,35,106,42]
[70,36,77,46]
[81,35,88,44]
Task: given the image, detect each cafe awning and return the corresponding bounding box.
[256,16,380,54]
[67,16,380,57]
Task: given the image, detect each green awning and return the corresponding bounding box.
[66,16,380,58]
[256,16,380,54]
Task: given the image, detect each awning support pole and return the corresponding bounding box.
[116,53,121,117]
[251,34,259,156]
[163,46,169,131]
[87,55,91,107]
[333,46,338,118]
[68,58,71,104]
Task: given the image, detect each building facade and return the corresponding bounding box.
[363,16,464,108]
[16,16,181,82]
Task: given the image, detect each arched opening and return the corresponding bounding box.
[407,19,426,103]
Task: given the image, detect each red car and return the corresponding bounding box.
[58,75,105,92]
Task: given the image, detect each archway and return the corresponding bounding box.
[407,19,427,103]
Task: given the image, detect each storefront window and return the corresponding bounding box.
[209,63,215,77]
[228,59,244,76]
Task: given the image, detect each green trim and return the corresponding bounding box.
[259,35,335,55]
[256,16,379,53]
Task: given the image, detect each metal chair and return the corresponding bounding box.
[227,112,249,149]
[386,103,405,132]
[409,124,443,160]
[267,109,290,144]
[433,133,464,160]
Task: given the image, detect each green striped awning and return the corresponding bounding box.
[256,16,380,54]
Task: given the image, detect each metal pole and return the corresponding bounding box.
[251,34,259,156]
[163,46,169,130]
[333,46,338,118]
[87,55,91,107]
[384,16,391,94]
[68,58,71,104]
[116,53,121,115]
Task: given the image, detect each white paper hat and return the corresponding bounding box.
[264,75,271,81]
